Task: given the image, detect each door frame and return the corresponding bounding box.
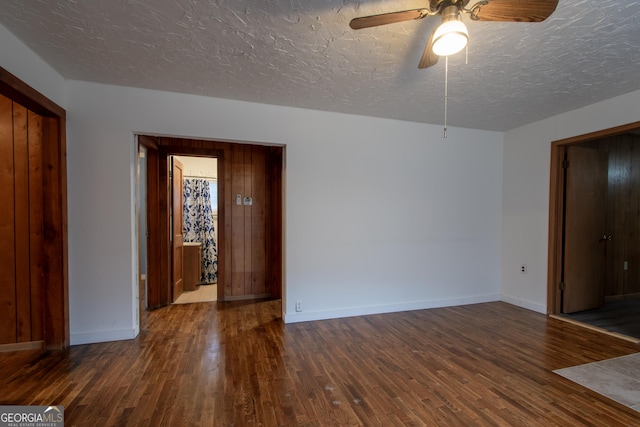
[137,135,284,310]
[547,120,640,314]
[0,67,69,350]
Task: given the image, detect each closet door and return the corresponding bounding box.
[0,94,44,345]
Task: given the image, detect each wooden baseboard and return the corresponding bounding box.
[0,340,44,353]
[221,293,271,302]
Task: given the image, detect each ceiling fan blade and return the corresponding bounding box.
[470,0,558,22]
[349,9,430,30]
[418,30,439,69]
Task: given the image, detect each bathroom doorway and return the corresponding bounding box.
[171,155,219,304]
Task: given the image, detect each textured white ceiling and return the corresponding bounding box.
[1,0,639,131]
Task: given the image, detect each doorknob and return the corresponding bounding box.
[598,234,612,243]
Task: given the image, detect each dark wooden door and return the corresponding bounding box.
[0,94,45,345]
[563,146,608,313]
[172,158,184,302]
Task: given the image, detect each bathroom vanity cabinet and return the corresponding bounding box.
[183,242,202,292]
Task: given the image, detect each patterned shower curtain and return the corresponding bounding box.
[183,178,218,283]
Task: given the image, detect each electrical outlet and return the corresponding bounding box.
[295,300,302,312]
[520,264,527,274]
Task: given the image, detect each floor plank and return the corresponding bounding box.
[0,301,639,426]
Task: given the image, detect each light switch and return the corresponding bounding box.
[236,194,242,205]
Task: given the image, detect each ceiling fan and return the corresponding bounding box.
[349,0,559,69]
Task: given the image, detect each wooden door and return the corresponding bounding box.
[563,146,608,313]
[0,94,45,347]
[172,158,184,302]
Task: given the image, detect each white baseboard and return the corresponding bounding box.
[283,294,501,323]
[71,328,138,346]
[500,294,546,314]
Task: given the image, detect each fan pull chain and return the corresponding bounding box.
[444,55,448,138]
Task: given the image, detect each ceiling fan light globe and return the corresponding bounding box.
[432,20,468,56]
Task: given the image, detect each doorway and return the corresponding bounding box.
[136,135,284,319]
[548,121,640,339]
[171,155,219,304]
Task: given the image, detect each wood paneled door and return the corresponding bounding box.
[0,94,44,346]
[0,67,68,351]
[171,157,184,302]
[562,146,608,313]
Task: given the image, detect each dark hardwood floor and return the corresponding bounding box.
[563,299,640,340]
[1,300,640,426]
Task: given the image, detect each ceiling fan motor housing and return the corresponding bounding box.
[432,5,469,57]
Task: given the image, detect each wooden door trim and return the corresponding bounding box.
[547,121,640,314]
[139,136,284,308]
[0,68,65,119]
[141,137,230,307]
[0,67,68,350]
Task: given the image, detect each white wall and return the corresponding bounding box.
[4,17,640,346]
[63,79,504,342]
[0,24,65,108]
[174,156,218,180]
[501,90,640,313]
[2,22,505,345]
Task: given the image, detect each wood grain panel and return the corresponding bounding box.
[0,95,17,344]
[251,145,267,296]
[602,134,640,298]
[219,145,230,301]
[628,136,640,295]
[243,145,253,295]
[563,146,607,313]
[158,153,171,305]
[28,110,43,341]
[12,102,31,342]
[230,145,246,296]
[0,67,68,350]
[605,136,621,296]
[42,116,69,349]
[142,142,162,308]
[268,147,283,299]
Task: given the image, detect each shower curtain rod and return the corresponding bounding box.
[183,175,217,180]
